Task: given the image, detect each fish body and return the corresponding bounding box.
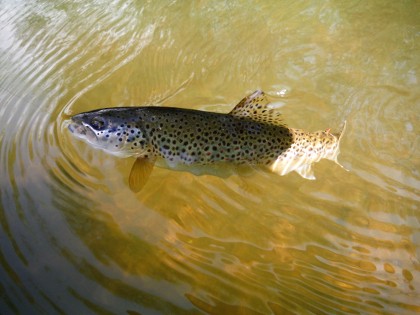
[69,90,346,191]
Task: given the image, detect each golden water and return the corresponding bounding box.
[0,1,419,314]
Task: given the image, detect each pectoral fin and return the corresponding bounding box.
[129,156,156,192]
[295,164,316,180]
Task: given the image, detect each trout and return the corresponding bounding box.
[68,90,346,191]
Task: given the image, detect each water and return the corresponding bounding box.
[0,1,419,314]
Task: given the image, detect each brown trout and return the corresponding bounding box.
[68,90,346,191]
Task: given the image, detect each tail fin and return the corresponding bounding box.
[331,121,348,170]
[337,120,347,143]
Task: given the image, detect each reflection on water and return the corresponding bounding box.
[0,1,419,314]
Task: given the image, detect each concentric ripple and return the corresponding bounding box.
[1,1,419,314]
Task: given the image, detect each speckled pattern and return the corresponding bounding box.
[287,129,340,161]
[69,90,345,178]
[140,107,293,165]
[70,106,293,166]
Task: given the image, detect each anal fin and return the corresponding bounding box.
[129,156,156,192]
[294,164,316,180]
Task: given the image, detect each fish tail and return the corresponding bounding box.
[337,120,347,142]
[331,120,348,170]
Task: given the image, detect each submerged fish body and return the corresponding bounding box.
[69,90,346,191]
[70,107,293,165]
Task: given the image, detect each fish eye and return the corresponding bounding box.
[91,117,105,130]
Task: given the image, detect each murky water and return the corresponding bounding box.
[1,1,419,314]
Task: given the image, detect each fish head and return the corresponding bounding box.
[68,108,148,157]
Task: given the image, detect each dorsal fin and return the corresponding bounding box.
[229,90,284,126]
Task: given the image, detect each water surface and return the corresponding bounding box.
[0,1,419,314]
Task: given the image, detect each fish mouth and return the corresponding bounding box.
[68,117,98,142]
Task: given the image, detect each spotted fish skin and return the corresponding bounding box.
[68,90,346,188]
[270,127,345,179]
[70,107,293,164]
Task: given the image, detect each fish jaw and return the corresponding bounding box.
[68,115,99,145]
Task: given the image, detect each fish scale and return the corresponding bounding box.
[139,107,293,166]
[68,90,347,191]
